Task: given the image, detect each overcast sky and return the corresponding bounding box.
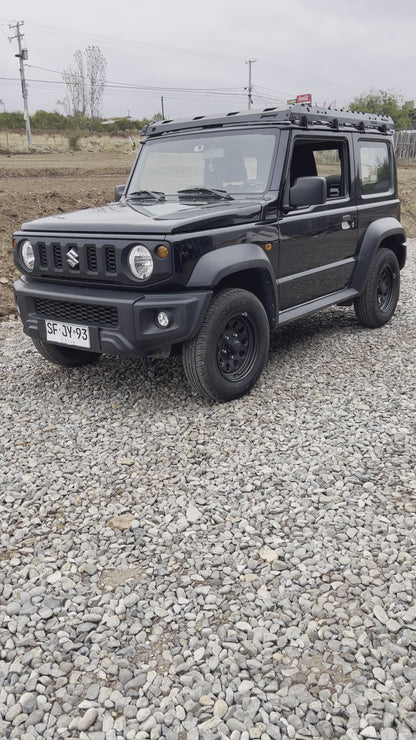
[1,0,415,121]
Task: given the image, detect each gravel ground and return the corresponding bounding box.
[1,246,415,740]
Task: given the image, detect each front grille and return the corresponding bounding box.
[53,244,63,268]
[87,245,98,271]
[105,246,117,273]
[35,240,121,279]
[39,243,48,268]
[26,236,170,285]
[34,298,118,327]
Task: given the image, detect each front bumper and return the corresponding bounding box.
[14,277,212,357]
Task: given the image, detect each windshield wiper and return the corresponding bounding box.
[177,187,233,201]
[127,190,165,202]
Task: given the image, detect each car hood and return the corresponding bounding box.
[21,198,264,236]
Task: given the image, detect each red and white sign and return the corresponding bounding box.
[296,94,312,105]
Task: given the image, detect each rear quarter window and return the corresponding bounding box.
[359,141,392,196]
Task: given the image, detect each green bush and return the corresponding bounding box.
[31,110,69,130]
[67,130,82,151]
[0,109,161,134]
[350,89,413,131]
[0,111,25,130]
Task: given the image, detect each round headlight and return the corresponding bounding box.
[128,245,153,281]
[21,240,35,272]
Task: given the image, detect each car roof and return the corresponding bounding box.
[143,104,394,138]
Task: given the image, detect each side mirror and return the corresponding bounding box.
[289,176,326,208]
[114,184,126,202]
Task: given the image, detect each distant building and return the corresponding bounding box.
[101,117,131,126]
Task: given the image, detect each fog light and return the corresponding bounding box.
[156,310,172,328]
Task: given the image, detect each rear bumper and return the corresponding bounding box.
[14,277,212,357]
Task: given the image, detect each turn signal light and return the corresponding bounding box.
[156,245,169,259]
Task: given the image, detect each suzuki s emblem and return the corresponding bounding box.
[66,247,79,268]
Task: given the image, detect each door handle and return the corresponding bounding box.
[342,215,355,230]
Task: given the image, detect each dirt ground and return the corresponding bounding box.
[1,152,415,319]
[0,151,134,318]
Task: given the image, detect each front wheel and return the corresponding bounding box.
[354,248,400,328]
[31,337,102,367]
[182,288,270,402]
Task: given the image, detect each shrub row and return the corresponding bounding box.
[0,110,154,133]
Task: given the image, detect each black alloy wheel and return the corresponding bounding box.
[354,248,400,328]
[216,314,257,382]
[182,288,270,402]
[377,263,396,313]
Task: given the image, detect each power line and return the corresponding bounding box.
[2,18,362,113]
[21,21,359,95]
[255,84,294,98]
[1,20,359,117]
[24,21,246,63]
[1,76,247,97]
[256,56,358,94]
[25,65,244,95]
[0,75,249,116]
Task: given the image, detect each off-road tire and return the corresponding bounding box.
[32,337,101,368]
[354,248,400,328]
[182,288,270,402]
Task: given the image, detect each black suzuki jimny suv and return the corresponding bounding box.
[12,104,406,401]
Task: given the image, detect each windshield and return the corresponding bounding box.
[127,130,278,198]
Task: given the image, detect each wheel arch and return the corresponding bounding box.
[352,217,406,294]
[378,234,406,270]
[187,244,278,329]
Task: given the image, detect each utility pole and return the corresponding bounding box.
[245,59,256,110]
[161,96,165,119]
[9,20,32,148]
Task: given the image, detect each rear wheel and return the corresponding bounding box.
[182,288,270,402]
[32,337,101,367]
[354,248,400,328]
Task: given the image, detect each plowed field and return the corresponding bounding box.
[0,152,133,318]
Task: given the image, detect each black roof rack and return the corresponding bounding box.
[142,104,394,137]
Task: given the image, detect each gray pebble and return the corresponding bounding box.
[78,707,99,731]
[1,249,416,740]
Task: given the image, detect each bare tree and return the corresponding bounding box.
[62,50,87,117]
[86,46,106,120]
[61,46,106,120]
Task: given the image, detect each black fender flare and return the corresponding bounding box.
[352,217,406,293]
[187,243,278,327]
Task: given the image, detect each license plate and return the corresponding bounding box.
[45,320,90,348]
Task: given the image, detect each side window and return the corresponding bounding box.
[314,149,342,197]
[289,140,348,200]
[359,142,392,195]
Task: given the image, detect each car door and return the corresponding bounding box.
[277,133,358,312]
